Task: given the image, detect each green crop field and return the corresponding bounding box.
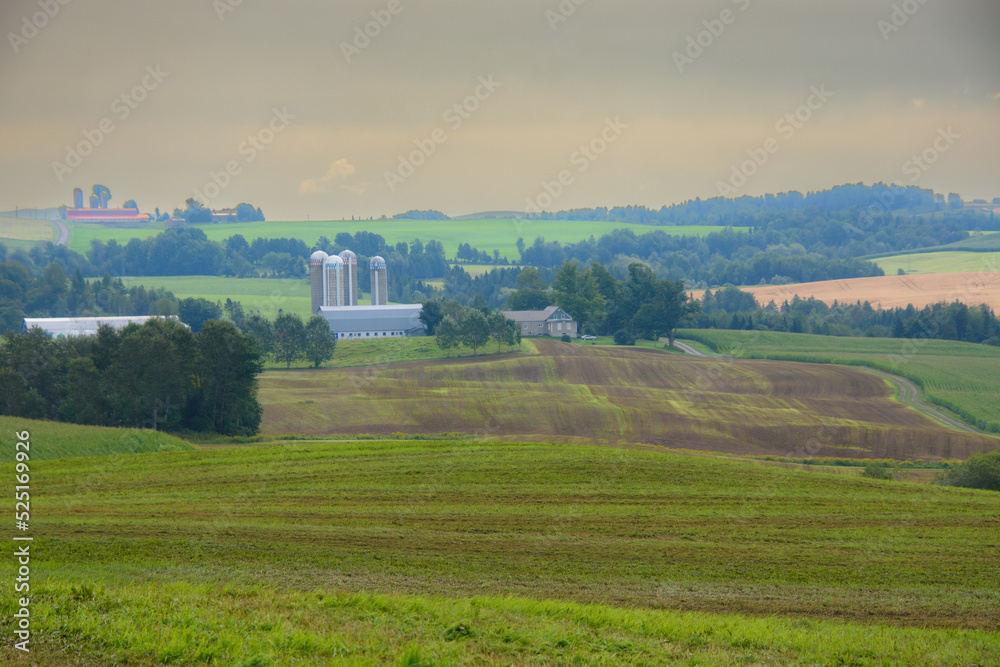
[2,437,998,664]
[876,250,1000,275]
[118,276,317,320]
[0,415,194,461]
[65,219,731,260]
[0,215,58,243]
[259,340,999,460]
[677,329,1000,432]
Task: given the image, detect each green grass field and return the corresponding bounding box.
[0,415,194,461]
[0,215,58,243]
[119,276,317,320]
[876,250,1000,275]
[677,329,1000,431]
[2,438,998,664]
[66,219,731,260]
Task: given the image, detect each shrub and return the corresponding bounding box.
[937,451,1000,491]
[861,461,894,480]
[560,333,571,343]
[613,329,635,346]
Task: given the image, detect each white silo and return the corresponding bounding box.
[310,250,329,312]
[324,254,345,307]
[339,249,358,306]
[370,256,388,306]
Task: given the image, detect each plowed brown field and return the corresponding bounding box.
[693,271,1000,310]
[260,340,1000,460]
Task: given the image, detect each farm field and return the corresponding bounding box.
[876,250,1000,275]
[0,415,194,462]
[0,214,57,243]
[65,219,732,259]
[677,329,1000,432]
[2,438,999,665]
[118,276,317,320]
[695,271,1000,312]
[259,339,1000,459]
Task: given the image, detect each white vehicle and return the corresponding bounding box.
[579,334,597,341]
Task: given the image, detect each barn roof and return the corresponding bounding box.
[22,316,182,337]
[501,306,567,322]
[317,305,424,333]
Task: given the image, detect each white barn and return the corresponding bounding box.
[317,304,425,340]
[22,316,184,338]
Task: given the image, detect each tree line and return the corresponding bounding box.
[0,319,264,435]
[226,308,337,369]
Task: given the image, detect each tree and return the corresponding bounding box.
[273,312,306,368]
[241,312,276,357]
[505,267,551,311]
[123,199,138,210]
[487,311,513,351]
[947,193,964,209]
[304,315,337,368]
[419,300,444,335]
[624,263,697,345]
[460,309,491,354]
[191,320,264,435]
[178,297,222,332]
[551,260,605,332]
[435,315,461,356]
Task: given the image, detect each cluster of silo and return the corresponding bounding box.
[310,248,387,312]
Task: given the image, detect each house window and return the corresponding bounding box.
[558,323,563,331]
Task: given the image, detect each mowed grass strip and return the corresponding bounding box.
[259,340,1000,460]
[1,579,997,666]
[9,439,1000,632]
[678,329,1000,430]
[0,415,194,461]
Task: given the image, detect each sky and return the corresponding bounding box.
[0,0,998,220]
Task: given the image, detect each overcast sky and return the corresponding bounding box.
[1,0,997,220]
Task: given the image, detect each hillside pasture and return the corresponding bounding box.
[0,215,58,243]
[0,415,194,461]
[259,340,1000,460]
[118,275,315,319]
[65,218,731,259]
[875,251,1000,275]
[677,329,1000,431]
[3,438,999,666]
[695,271,1000,312]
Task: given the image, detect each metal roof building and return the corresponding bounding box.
[22,316,183,338]
[317,305,425,339]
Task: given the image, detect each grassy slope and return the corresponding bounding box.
[678,329,1000,431]
[259,340,999,460]
[0,415,194,461]
[119,275,316,320]
[65,219,729,258]
[2,439,998,664]
[0,215,58,242]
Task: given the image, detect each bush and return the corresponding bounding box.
[560,333,571,343]
[861,461,894,480]
[613,329,635,346]
[937,451,1000,491]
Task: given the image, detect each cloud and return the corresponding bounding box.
[299,159,357,194]
[912,98,925,109]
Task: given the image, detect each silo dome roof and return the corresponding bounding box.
[370,255,386,268]
[339,249,357,263]
[310,250,329,263]
[324,255,344,267]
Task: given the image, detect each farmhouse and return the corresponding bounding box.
[317,304,425,340]
[22,316,183,337]
[501,305,578,337]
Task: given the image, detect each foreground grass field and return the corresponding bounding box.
[2,438,998,664]
[65,219,731,259]
[0,415,194,461]
[260,340,1000,459]
[678,329,1000,432]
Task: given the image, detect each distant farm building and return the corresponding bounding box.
[22,316,184,338]
[316,305,425,340]
[501,306,577,337]
[66,185,151,224]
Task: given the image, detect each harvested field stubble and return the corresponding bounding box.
[260,340,1000,460]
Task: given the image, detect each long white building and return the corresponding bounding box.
[316,305,424,340]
